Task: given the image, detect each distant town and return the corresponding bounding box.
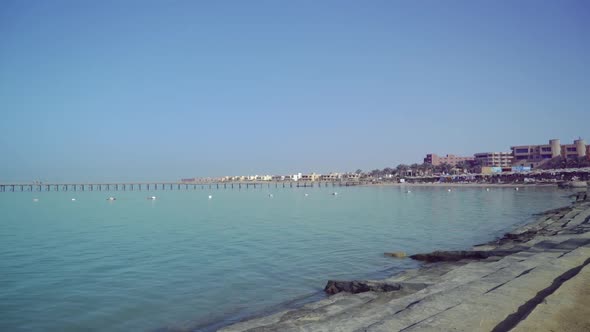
[182,138,590,183]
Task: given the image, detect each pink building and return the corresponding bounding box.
[423,153,474,166]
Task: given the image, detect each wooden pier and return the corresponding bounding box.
[0,181,362,192]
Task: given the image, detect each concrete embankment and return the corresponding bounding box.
[221,191,590,332]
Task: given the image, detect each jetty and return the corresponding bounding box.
[220,192,590,332]
[0,181,361,193]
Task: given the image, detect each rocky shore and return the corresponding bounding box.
[221,191,590,332]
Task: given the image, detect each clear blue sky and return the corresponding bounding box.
[1,1,589,182]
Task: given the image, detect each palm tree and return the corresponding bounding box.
[369,169,381,178]
[422,163,434,176]
[439,163,453,175]
[409,163,420,176]
[396,164,409,177]
[455,161,470,174]
[382,167,394,176]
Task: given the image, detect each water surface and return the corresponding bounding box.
[0,186,572,331]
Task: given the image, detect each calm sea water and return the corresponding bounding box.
[0,185,573,331]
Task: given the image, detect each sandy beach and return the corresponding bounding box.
[221,191,590,332]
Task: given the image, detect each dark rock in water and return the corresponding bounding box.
[409,250,519,263]
[324,280,401,295]
[501,230,538,242]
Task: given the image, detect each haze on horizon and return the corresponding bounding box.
[0,1,589,182]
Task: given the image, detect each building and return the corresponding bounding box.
[423,153,475,166]
[319,173,341,181]
[284,173,302,181]
[474,152,513,167]
[342,173,361,181]
[300,173,320,181]
[511,138,587,168]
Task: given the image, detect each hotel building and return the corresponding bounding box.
[511,138,587,168]
[474,152,513,167]
[423,153,474,166]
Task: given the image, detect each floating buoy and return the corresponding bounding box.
[486,188,490,191]
[32,198,39,202]
[107,197,116,201]
[208,195,212,199]
[447,189,452,192]
[515,187,519,191]
[304,193,309,197]
[332,192,338,196]
[147,196,156,200]
[406,190,411,193]
[71,198,76,201]
[268,194,273,198]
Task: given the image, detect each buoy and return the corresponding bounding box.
[147,196,156,200]
[447,189,452,192]
[486,188,490,191]
[332,192,338,196]
[32,198,39,202]
[107,197,116,201]
[304,193,309,197]
[208,195,212,199]
[406,190,411,193]
[268,194,273,198]
[515,187,519,191]
[71,198,76,201]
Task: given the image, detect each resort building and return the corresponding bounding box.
[511,138,587,168]
[319,173,341,181]
[300,173,320,181]
[474,152,513,167]
[342,173,361,181]
[423,153,474,166]
[270,174,302,181]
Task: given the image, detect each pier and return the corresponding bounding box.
[0,181,362,193]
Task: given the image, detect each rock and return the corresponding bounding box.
[384,252,406,258]
[324,280,401,295]
[409,250,519,263]
[559,181,588,188]
[575,191,588,202]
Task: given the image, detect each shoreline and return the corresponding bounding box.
[362,182,558,188]
[220,190,590,332]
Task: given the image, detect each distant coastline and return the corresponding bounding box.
[363,182,557,188]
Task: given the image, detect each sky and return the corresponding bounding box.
[1,1,589,182]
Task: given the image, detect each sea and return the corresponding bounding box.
[0,185,574,331]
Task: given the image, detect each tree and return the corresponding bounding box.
[436,163,453,175]
[422,163,434,176]
[396,164,409,177]
[455,161,470,173]
[468,159,482,174]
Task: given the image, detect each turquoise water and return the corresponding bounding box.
[0,186,572,331]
